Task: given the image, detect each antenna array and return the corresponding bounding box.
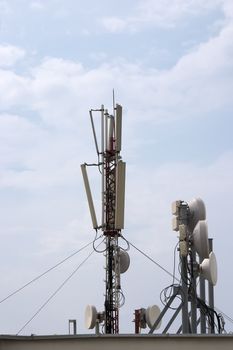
[81,101,129,334]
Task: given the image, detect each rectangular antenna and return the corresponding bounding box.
[107,116,115,151]
[115,160,126,229]
[115,104,122,152]
[89,110,100,155]
[81,164,98,229]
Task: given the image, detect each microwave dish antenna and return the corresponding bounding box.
[188,198,206,231]
[85,305,97,330]
[193,220,209,259]
[200,251,218,286]
[145,305,162,330]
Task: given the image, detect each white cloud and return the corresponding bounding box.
[101,0,223,33]
[0,15,232,192]
[0,0,10,15]
[0,7,231,127]
[101,17,127,33]
[0,45,25,67]
[30,1,45,11]
[222,0,233,19]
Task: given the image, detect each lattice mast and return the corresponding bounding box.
[102,104,124,334]
[81,101,127,334]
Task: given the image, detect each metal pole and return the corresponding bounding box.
[208,238,215,334]
[134,310,140,334]
[190,249,197,333]
[181,256,189,333]
[101,105,105,228]
[162,303,182,333]
[199,273,206,333]
[149,293,178,334]
[103,109,120,334]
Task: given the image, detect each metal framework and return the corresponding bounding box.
[82,102,126,334]
[103,123,120,334]
[147,200,220,335]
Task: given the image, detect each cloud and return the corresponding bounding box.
[0,12,232,192]
[222,0,233,19]
[30,1,45,11]
[0,4,232,126]
[0,45,25,67]
[0,0,10,15]
[101,0,223,33]
[101,17,127,33]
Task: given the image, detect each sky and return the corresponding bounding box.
[0,0,233,336]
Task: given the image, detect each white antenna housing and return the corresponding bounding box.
[115,160,126,229]
[145,305,161,330]
[119,250,130,273]
[85,305,97,329]
[115,104,122,152]
[188,198,206,231]
[81,164,98,229]
[107,116,115,152]
[193,220,209,259]
[112,250,130,274]
[200,252,218,286]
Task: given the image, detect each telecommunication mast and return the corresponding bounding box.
[81,100,129,334]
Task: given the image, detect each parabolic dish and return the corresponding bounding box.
[112,250,130,274]
[200,252,218,286]
[119,250,130,273]
[188,198,206,232]
[193,220,209,259]
[145,305,161,330]
[85,305,97,329]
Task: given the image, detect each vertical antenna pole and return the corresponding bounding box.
[101,105,105,228]
[181,256,189,333]
[208,238,215,334]
[199,269,206,333]
[190,248,197,333]
[103,104,124,334]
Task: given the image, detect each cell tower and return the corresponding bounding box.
[143,198,220,334]
[133,198,222,334]
[81,100,129,334]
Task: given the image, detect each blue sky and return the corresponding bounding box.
[0,0,232,335]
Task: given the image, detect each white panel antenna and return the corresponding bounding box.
[115,104,122,152]
[193,220,209,259]
[107,116,115,152]
[81,164,98,229]
[89,110,100,155]
[115,160,126,229]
